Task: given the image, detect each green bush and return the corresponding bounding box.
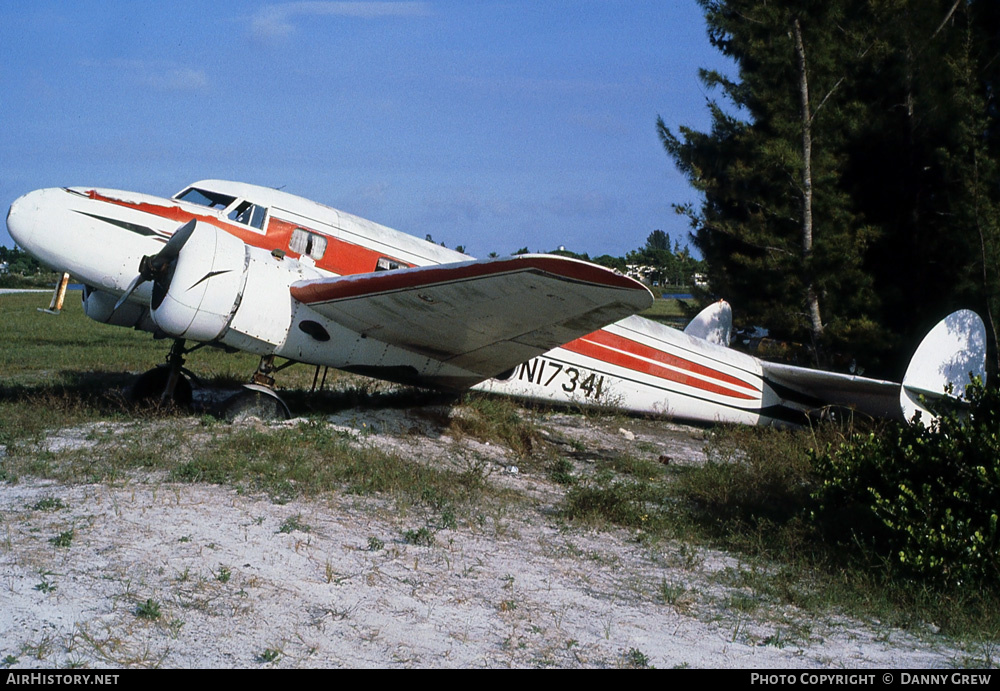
[811,381,1000,586]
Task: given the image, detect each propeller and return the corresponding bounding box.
[114,219,197,312]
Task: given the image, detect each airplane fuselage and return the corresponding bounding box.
[5,181,866,426]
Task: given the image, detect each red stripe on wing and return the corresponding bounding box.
[290,256,647,305]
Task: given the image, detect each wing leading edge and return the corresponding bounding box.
[290,254,653,382]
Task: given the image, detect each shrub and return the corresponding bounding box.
[811,380,1000,586]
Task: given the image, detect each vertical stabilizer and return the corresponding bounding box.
[900,309,987,423]
[683,300,732,346]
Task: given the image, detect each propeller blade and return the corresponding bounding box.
[149,219,197,272]
[111,219,199,314]
[113,273,145,313]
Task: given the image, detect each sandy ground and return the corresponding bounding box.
[0,403,981,669]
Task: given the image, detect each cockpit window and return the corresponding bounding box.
[174,187,235,210]
[228,201,268,230]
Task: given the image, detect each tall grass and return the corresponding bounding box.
[561,419,1000,640]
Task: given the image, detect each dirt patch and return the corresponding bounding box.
[0,403,972,668]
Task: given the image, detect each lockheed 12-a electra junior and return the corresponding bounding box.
[5,181,987,423]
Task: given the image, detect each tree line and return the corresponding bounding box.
[0,246,46,275]
[661,0,1000,376]
[514,229,706,290]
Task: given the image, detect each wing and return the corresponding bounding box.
[761,360,902,420]
[291,254,653,380]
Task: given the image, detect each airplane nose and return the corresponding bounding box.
[6,189,42,249]
[7,189,53,253]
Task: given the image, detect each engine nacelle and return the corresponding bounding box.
[150,222,320,353]
[82,285,157,332]
[150,222,247,341]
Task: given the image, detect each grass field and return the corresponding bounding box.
[637,296,695,326]
[1,292,253,384]
[3,290,1000,655]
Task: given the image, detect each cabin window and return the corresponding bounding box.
[289,227,328,260]
[174,187,235,210]
[228,201,268,230]
[375,257,404,272]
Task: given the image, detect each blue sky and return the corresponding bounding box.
[0,1,732,257]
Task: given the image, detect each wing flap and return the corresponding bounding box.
[291,254,652,379]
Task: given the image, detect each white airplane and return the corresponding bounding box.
[5,180,987,425]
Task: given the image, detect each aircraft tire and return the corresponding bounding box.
[131,366,194,408]
[216,385,291,423]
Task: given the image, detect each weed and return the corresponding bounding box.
[403,526,436,547]
[451,394,538,456]
[2,655,17,668]
[762,631,787,649]
[279,514,310,534]
[659,578,686,606]
[676,425,817,532]
[622,647,653,669]
[31,497,65,511]
[49,529,74,548]
[168,618,185,638]
[22,634,53,660]
[215,565,232,583]
[498,599,518,612]
[257,648,282,664]
[438,506,457,530]
[135,599,161,621]
[548,457,576,485]
[725,591,760,614]
[367,536,385,551]
[33,578,56,594]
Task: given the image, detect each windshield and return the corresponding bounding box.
[174,187,236,210]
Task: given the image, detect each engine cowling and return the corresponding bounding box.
[150,222,247,342]
[149,222,320,353]
[82,285,157,332]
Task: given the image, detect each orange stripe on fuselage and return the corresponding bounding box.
[85,191,411,276]
[563,329,760,401]
[264,217,412,275]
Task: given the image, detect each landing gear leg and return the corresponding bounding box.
[216,354,292,422]
[131,339,194,407]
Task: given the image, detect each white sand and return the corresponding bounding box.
[0,406,976,668]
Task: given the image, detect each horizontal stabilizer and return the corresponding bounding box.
[291,254,652,380]
[761,360,902,421]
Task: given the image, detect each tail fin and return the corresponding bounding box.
[900,309,987,423]
[683,300,732,346]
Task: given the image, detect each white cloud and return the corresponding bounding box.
[250,2,431,42]
[147,67,210,92]
[81,59,210,93]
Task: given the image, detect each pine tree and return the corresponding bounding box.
[661,0,880,364]
[663,0,1000,374]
